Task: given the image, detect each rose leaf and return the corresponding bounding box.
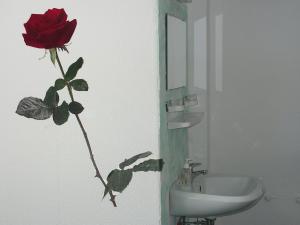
[70,79,88,91]
[132,159,164,172]
[44,86,58,108]
[55,79,66,91]
[65,57,84,81]
[68,101,84,114]
[106,169,133,193]
[53,101,69,125]
[16,97,53,120]
[55,92,60,106]
[119,151,152,170]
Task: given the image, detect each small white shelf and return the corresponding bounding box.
[168,112,204,129]
[167,105,185,112]
[184,95,198,107]
[167,95,199,112]
[167,98,184,112]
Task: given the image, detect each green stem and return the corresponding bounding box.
[55,49,117,207]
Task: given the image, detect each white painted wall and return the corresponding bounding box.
[208,0,300,224]
[0,1,160,225]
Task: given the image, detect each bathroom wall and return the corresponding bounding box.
[208,0,300,224]
[0,1,161,225]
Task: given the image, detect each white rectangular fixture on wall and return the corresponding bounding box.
[167,15,187,90]
[194,17,207,90]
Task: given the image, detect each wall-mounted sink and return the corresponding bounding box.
[170,174,265,218]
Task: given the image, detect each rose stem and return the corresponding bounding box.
[55,49,117,207]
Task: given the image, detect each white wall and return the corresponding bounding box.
[209,0,300,224]
[0,1,160,225]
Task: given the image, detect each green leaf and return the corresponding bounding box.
[132,159,164,172]
[44,86,58,108]
[49,48,56,65]
[70,79,88,91]
[65,57,84,81]
[55,92,59,105]
[16,97,53,120]
[53,101,69,125]
[119,151,152,170]
[55,79,66,90]
[107,169,133,193]
[68,101,84,114]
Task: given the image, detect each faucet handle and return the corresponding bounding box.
[184,159,202,172]
[183,159,193,169]
[189,162,202,171]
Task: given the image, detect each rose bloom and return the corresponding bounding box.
[22,8,77,49]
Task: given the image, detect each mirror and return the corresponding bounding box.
[166,15,187,90]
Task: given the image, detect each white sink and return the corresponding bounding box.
[170,174,265,218]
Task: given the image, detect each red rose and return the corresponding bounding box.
[22,8,77,49]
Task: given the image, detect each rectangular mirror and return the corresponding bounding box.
[166,15,187,90]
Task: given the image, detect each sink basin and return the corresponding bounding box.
[170,174,265,218]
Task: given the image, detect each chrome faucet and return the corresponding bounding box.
[189,162,208,176]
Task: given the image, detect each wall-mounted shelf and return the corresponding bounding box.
[184,94,198,107]
[167,94,199,112]
[167,105,185,112]
[168,112,204,129]
[167,98,184,112]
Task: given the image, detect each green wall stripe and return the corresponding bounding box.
[159,1,188,225]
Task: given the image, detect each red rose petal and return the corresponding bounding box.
[45,8,67,25]
[22,33,46,49]
[34,19,76,49]
[22,8,77,49]
[36,23,68,49]
[24,14,45,33]
[60,19,77,44]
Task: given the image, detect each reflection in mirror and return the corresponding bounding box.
[215,14,223,92]
[194,17,207,90]
[167,15,187,90]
